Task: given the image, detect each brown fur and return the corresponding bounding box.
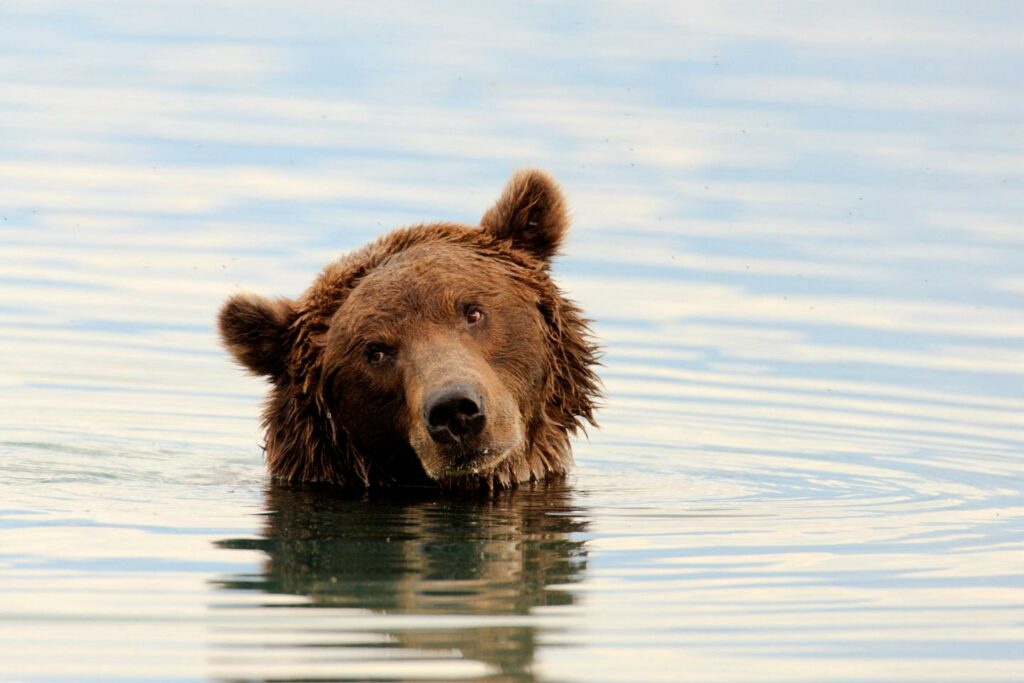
[219,169,600,489]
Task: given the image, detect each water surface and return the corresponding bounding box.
[1,2,1022,681]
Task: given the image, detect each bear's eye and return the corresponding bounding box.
[464,305,484,326]
[364,343,393,366]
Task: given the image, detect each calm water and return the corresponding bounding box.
[2,2,1023,681]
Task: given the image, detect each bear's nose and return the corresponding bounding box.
[424,384,486,444]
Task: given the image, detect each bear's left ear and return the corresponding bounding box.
[480,169,569,263]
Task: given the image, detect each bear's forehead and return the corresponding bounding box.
[372,242,483,280]
[334,242,518,320]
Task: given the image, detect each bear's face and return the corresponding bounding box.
[219,169,598,489]
[322,243,549,480]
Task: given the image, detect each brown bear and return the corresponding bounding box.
[218,169,599,489]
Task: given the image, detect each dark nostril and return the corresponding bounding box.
[424,384,486,443]
[427,403,454,430]
[456,398,479,416]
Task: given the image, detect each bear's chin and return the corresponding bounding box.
[416,441,520,482]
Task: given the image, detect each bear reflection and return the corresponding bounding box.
[215,482,588,681]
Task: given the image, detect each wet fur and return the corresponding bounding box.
[219,170,600,489]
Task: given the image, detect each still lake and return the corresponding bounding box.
[1,2,1022,681]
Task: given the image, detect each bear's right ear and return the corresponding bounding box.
[218,293,297,378]
[480,169,569,263]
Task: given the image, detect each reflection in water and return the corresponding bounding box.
[213,482,588,681]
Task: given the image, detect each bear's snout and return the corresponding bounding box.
[403,331,524,480]
[423,383,486,445]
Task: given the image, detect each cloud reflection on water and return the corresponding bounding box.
[0,1,1022,681]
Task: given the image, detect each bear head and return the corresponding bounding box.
[218,169,599,489]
